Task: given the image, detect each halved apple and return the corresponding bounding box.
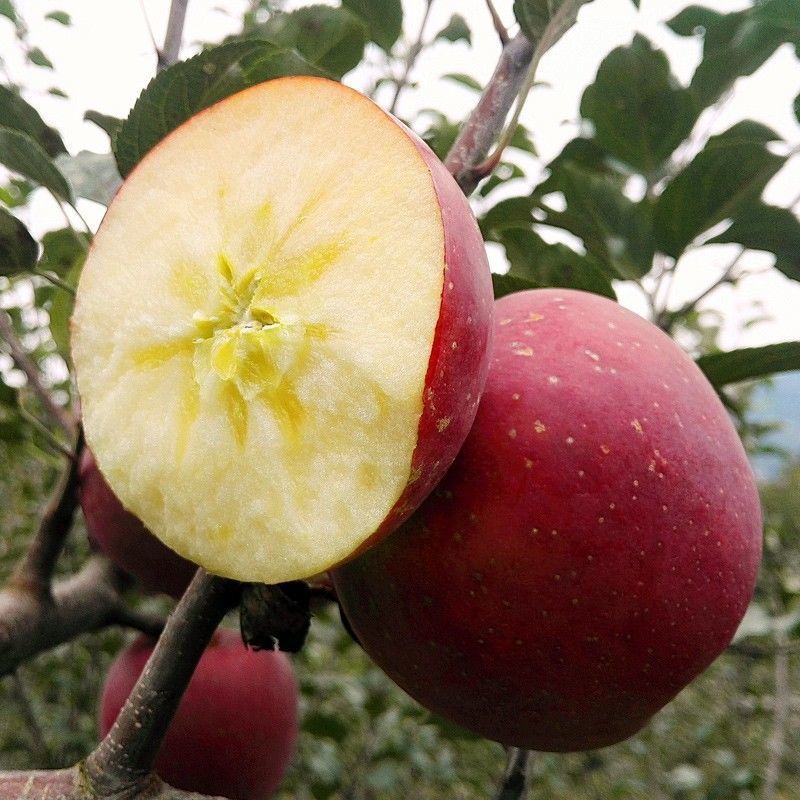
[72,77,492,584]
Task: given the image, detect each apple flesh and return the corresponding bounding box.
[333,288,762,752]
[79,449,196,598]
[99,630,298,799]
[71,76,492,584]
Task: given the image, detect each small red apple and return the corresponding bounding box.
[99,629,298,799]
[79,449,196,598]
[333,288,762,752]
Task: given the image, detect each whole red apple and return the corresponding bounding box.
[79,449,196,598]
[99,629,298,799]
[333,288,762,752]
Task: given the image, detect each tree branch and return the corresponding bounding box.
[10,426,83,597]
[0,556,130,676]
[0,769,226,799]
[444,33,534,194]
[83,570,239,794]
[0,310,73,435]
[485,0,509,46]
[159,0,190,69]
[494,748,532,800]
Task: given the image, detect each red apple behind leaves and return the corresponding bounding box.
[99,630,298,799]
[79,449,196,598]
[333,288,762,752]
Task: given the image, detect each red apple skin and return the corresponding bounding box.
[79,449,196,598]
[333,288,763,752]
[347,123,493,558]
[99,630,298,800]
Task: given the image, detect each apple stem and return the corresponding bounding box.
[493,747,532,800]
[83,569,240,795]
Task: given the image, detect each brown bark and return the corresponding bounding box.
[444,33,534,194]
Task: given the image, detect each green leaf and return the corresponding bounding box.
[678,2,800,109]
[480,195,537,240]
[436,14,471,45]
[45,10,70,25]
[579,35,698,174]
[0,376,15,407]
[342,0,402,51]
[708,202,800,281]
[84,110,123,142]
[114,41,324,178]
[499,227,617,298]
[421,111,461,161]
[0,127,72,202]
[43,239,86,357]
[0,85,66,156]
[534,164,654,279]
[0,0,16,23]
[535,137,621,196]
[48,87,67,98]
[254,6,367,78]
[697,343,800,387]
[715,119,782,144]
[0,207,37,276]
[0,178,34,208]
[667,6,722,37]
[653,123,785,258]
[27,47,54,69]
[478,162,525,197]
[55,151,122,206]
[510,124,536,155]
[303,711,350,741]
[492,271,537,299]
[48,267,79,357]
[513,0,595,42]
[38,228,88,277]
[441,72,481,91]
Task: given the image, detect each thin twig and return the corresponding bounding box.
[485,0,509,45]
[762,637,791,800]
[0,311,73,435]
[478,1,578,179]
[494,748,532,800]
[17,402,74,460]
[160,0,191,69]
[109,607,168,639]
[84,570,240,794]
[9,671,50,766]
[10,426,83,595]
[658,249,744,332]
[138,0,161,62]
[33,270,77,296]
[388,0,435,116]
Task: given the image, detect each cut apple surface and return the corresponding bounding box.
[72,77,492,584]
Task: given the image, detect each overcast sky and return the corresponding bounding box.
[3,0,800,351]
